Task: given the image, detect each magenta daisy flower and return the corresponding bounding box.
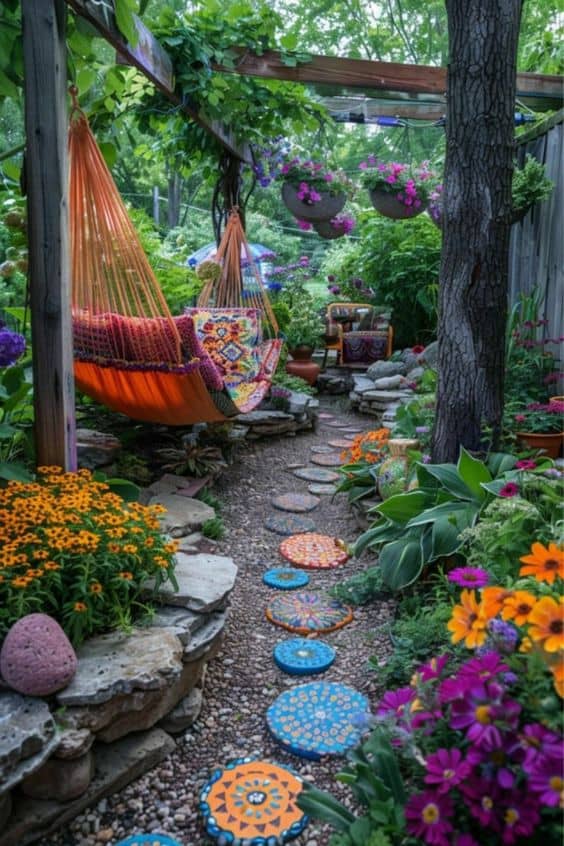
[376,686,415,719]
[448,566,489,588]
[439,653,509,704]
[453,836,480,846]
[460,776,499,826]
[415,654,450,683]
[497,794,541,844]
[515,459,537,470]
[520,723,563,769]
[499,482,519,498]
[528,757,564,806]
[424,748,472,793]
[405,790,453,844]
[449,681,521,748]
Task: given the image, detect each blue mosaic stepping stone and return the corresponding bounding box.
[273,638,336,676]
[115,837,182,846]
[267,682,370,760]
[263,568,310,590]
[272,492,320,513]
[264,514,316,536]
[200,757,308,844]
[293,467,340,484]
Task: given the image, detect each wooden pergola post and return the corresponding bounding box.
[22,0,77,470]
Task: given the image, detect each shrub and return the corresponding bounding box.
[0,468,178,645]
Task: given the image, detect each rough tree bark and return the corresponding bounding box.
[431,0,523,462]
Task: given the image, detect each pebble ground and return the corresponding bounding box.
[41,400,395,846]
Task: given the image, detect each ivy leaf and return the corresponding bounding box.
[0,68,18,98]
[280,33,298,50]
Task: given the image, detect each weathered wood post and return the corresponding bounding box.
[22,0,77,470]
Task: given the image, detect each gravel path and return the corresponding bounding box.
[43,401,395,846]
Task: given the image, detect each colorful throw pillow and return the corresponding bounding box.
[184,307,262,384]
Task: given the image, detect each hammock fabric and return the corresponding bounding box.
[69,96,281,425]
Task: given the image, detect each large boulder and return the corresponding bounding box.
[145,553,237,613]
[417,340,438,369]
[76,429,121,470]
[366,360,407,380]
[148,493,215,537]
[0,693,58,794]
[0,614,77,696]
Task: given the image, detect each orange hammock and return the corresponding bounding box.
[69,99,281,426]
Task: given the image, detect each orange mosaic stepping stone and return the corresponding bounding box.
[200,757,308,844]
[279,533,350,570]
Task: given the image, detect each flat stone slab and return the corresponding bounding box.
[271,492,320,513]
[57,629,183,707]
[352,375,376,394]
[149,606,210,645]
[146,552,237,613]
[149,494,215,537]
[0,693,58,794]
[328,439,353,449]
[362,390,413,401]
[183,611,226,662]
[294,467,340,484]
[237,410,294,424]
[264,514,316,536]
[308,484,338,496]
[322,421,349,429]
[310,453,342,467]
[2,729,175,846]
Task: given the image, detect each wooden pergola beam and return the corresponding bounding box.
[329,101,446,121]
[65,1,252,163]
[216,48,563,103]
[22,0,77,470]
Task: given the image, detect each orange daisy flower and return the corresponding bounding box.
[480,586,513,620]
[519,542,564,584]
[89,582,103,594]
[501,590,537,627]
[118,571,133,580]
[73,602,87,612]
[551,659,564,698]
[447,589,487,648]
[528,596,564,653]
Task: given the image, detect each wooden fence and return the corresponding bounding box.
[509,110,563,344]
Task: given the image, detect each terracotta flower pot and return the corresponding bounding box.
[515,431,563,459]
[285,345,320,386]
[369,188,426,219]
[281,183,346,222]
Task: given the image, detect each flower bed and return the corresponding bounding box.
[0,467,178,645]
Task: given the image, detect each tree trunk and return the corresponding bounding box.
[431,0,523,462]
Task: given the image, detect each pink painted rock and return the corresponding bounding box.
[0,613,77,696]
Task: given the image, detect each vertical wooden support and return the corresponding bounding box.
[22,0,77,470]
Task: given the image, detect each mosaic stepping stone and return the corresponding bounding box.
[308,484,337,496]
[310,445,334,454]
[341,427,363,434]
[115,837,182,846]
[273,638,336,676]
[272,492,320,513]
[310,453,343,467]
[318,412,335,420]
[279,533,349,570]
[328,439,353,449]
[267,682,369,759]
[293,467,340,484]
[266,591,353,634]
[323,421,349,429]
[264,514,316,536]
[200,757,308,844]
[286,462,306,470]
[263,568,310,590]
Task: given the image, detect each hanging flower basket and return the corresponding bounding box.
[313,213,355,240]
[369,189,426,219]
[282,183,346,222]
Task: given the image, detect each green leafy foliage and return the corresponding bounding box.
[320,213,441,347]
[355,448,517,591]
[201,516,225,539]
[512,154,555,216]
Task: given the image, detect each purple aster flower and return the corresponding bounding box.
[358,161,368,170]
[415,425,430,434]
[415,654,450,683]
[0,325,26,367]
[448,566,490,588]
[453,836,480,846]
[424,748,472,793]
[328,285,341,295]
[421,453,432,464]
[520,723,563,770]
[497,794,541,844]
[460,776,499,826]
[499,482,519,498]
[515,459,537,470]
[466,742,518,789]
[405,790,453,844]
[376,686,415,719]
[486,618,519,655]
[451,682,521,749]
[528,757,564,806]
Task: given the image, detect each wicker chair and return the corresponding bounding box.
[322,302,393,369]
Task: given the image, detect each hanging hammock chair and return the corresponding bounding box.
[69,100,282,426]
